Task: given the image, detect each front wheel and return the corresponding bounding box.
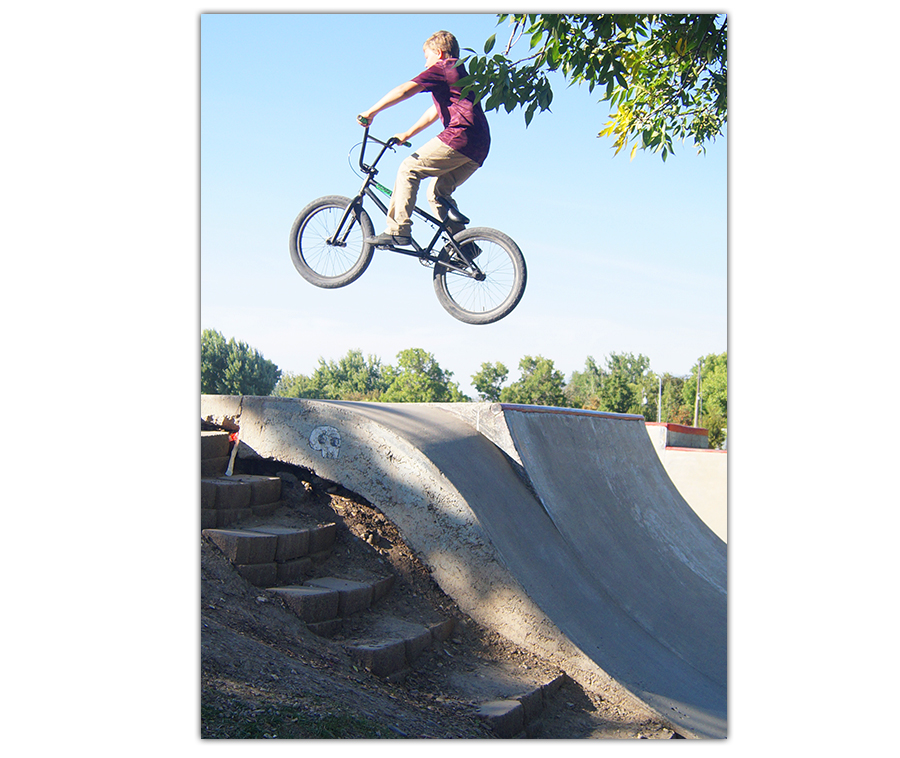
[289,195,375,288]
[433,227,527,325]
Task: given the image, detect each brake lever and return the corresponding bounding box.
[386,137,413,150]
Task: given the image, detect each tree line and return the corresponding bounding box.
[201,329,727,448]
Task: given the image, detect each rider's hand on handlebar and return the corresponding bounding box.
[391,133,412,148]
[357,114,372,127]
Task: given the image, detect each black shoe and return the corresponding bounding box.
[367,232,412,247]
[450,240,482,261]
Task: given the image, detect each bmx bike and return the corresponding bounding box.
[288,126,527,325]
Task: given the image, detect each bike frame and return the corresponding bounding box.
[326,127,483,278]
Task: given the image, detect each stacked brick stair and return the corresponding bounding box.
[327,611,456,683]
[202,523,338,590]
[201,430,286,528]
[474,673,570,738]
[200,428,455,684]
[200,426,585,737]
[201,430,232,477]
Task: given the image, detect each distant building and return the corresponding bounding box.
[645,423,727,542]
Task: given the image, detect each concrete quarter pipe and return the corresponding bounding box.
[200,396,727,738]
[492,404,726,737]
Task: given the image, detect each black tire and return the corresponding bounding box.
[433,227,527,324]
[289,195,375,288]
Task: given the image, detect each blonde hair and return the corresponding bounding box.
[424,30,459,58]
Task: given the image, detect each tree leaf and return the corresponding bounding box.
[473,12,726,161]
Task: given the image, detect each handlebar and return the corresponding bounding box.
[356,121,412,175]
[357,115,411,148]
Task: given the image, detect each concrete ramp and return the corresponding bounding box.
[200,396,726,738]
[491,404,726,736]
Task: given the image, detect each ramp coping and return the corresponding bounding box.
[491,403,646,422]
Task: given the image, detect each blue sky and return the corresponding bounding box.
[200,13,727,396]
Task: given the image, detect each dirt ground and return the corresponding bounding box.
[200,457,678,739]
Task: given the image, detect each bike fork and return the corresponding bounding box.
[326,197,365,247]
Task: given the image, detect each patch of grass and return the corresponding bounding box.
[201,689,402,739]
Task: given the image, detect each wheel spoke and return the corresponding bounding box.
[302,208,364,278]
[290,196,373,288]
[433,228,525,323]
[442,241,517,313]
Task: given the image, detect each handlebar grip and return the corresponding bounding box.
[357,114,370,126]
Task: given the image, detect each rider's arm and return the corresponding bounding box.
[395,104,439,144]
[359,80,425,124]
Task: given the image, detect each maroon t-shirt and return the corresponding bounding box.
[412,59,490,166]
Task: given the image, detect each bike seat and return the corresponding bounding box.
[436,197,470,225]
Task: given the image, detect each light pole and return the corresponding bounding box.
[693,358,703,427]
[657,374,662,423]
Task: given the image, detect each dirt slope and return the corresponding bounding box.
[200,458,677,739]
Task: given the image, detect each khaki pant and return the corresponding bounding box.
[385,137,480,237]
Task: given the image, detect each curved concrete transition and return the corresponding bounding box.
[200,396,727,738]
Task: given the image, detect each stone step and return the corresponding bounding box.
[270,585,341,623]
[200,475,286,529]
[338,615,456,681]
[202,523,337,586]
[268,573,394,625]
[201,457,230,478]
[202,528,278,565]
[201,430,231,460]
[201,503,287,530]
[475,673,569,738]
[305,577,379,617]
[201,475,282,508]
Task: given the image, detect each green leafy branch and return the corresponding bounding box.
[457,13,727,160]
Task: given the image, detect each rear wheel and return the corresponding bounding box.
[433,227,526,324]
[289,195,374,288]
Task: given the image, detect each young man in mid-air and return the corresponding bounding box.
[357,30,490,248]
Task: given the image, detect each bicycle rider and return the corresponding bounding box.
[357,30,490,249]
